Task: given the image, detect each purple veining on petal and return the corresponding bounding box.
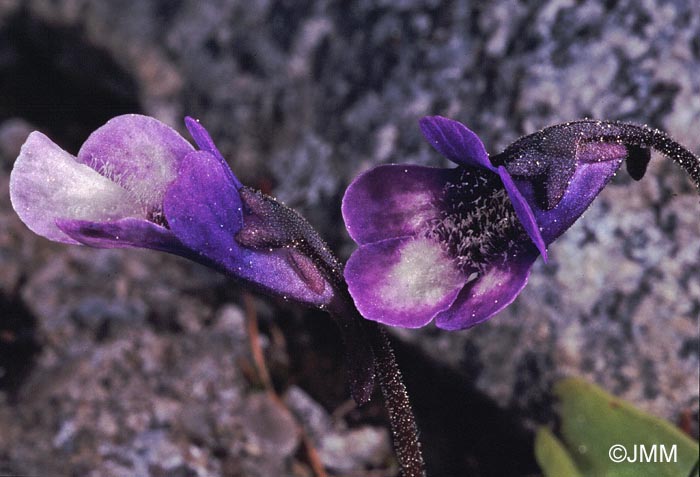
[345,236,465,328]
[419,116,492,170]
[342,164,456,244]
[434,250,537,330]
[184,116,243,190]
[497,166,547,261]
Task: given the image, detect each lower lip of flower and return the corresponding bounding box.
[425,167,528,274]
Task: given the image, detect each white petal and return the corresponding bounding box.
[10,132,145,244]
[76,114,194,212]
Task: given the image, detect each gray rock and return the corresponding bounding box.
[239,392,300,459]
[284,385,333,442]
[284,385,394,472]
[319,426,392,473]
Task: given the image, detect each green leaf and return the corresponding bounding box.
[535,426,583,477]
[553,377,699,477]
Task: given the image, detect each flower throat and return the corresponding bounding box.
[426,167,529,274]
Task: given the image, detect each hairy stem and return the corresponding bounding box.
[328,290,427,477]
[366,322,427,477]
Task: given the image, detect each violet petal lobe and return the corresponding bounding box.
[342,164,456,244]
[184,116,243,190]
[345,236,465,328]
[419,116,493,170]
[163,149,243,262]
[496,166,548,261]
[77,114,194,212]
[56,217,189,256]
[10,131,145,244]
[434,250,538,330]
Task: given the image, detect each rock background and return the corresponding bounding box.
[0,0,698,476]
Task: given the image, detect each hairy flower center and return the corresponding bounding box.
[148,208,169,228]
[426,168,528,273]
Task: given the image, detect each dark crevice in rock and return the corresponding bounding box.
[0,292,41,400]
[511,352,555,425]
[0,10,141,152]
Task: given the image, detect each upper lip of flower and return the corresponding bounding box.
[9,114,194,246]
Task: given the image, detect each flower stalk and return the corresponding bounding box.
[326,278,427,476]
[368,322,426,477]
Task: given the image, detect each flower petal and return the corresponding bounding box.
[77,114,194,212]
[419,116,493,170]
[342,164,456,244]
[56,218,188,255]
[163,150,243,261]
[435,251,537,330]
[184,116,243,189]
[497,166,548,261]
[345,236,465,328]
[10,132,145,244]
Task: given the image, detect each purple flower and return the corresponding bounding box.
[10,114,337,306]
[342,116,637,330]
